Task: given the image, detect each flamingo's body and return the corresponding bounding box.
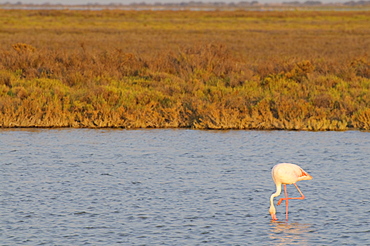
[269,163,312,221]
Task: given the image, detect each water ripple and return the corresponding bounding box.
[1,129,369,245]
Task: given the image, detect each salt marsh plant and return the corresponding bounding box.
[0,9,369,130]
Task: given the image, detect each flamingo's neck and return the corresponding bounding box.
[269,183,281,220]
[270,183,282,203]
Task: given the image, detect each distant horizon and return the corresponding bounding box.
[1,0,361,5]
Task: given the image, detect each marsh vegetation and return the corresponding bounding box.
[0,10,369,130]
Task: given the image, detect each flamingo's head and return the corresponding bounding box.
[269,205,277,220]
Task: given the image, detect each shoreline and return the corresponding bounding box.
[1,10,369,131]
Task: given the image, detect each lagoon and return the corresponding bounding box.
[1,129,369,245]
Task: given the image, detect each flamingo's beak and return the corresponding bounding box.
[271,213,278,220]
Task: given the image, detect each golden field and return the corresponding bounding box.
[0,9,369,130]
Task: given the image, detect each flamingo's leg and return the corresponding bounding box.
[284,184,289,221]
[277,183,306,206]
[293,183,305,198]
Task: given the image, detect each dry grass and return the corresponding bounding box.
[0,9,370,130]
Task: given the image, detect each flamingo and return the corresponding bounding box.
[269,163,312,221]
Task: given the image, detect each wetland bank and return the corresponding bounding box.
[0,9,369,130]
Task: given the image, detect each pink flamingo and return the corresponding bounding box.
[269,163,313,221]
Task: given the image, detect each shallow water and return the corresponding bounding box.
[1,129,369,245]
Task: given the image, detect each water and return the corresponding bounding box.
[1,129,369,245]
